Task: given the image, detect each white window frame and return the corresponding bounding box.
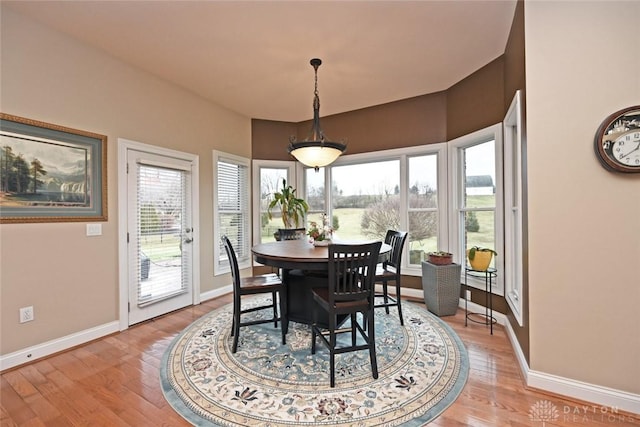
[251,159,298,247]
[300,143,448,276]
[448,123,504,295]
[405,150,449,267]
[302,165,330,224]
[213,150,251,275]
[504,90,525,325]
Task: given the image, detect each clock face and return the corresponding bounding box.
[611,130,640,168]
[595,106,640,173]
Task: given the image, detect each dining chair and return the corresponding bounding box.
[277,228,306,241]
[374,230,408,325]
[222,235,287,353]
[311,241,382,387]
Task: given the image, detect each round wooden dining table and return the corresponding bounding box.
[252,239,391,327]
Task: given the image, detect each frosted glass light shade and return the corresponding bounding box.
[289,144,344,169]
[287,58,347,170]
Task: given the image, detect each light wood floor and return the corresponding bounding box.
[2,295,638,426]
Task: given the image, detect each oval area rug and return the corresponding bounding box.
[161,296,469,426]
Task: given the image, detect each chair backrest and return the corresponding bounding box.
[327,242,382,305]
[277,228,306,241]
[221,235,241,292]
[383,230,408,274]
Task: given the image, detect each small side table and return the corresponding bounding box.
[464,267,497,334]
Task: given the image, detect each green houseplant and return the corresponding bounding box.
[267,178,309,229]
[466,246,497,271]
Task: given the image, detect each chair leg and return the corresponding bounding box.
[311,305,317,355]
[280,287,288,339]
[272,291,278,328]
[382,282,390,314]
[367,310,378,379]
[329,314,336,388]
[395,281,404,326]
[362,311,367,331]
[232,301,241,353]
[351,313,357,346]
[330,351,336,388]
[279,290,287,345]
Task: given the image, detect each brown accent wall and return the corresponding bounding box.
[252,92,448,159]
[251,119,298,161]
[504,1,526,111]
[403,274,508,315]
[446,57,505,141]
[252,63,507,157]
[295,92,448,155]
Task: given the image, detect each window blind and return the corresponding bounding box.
[136,163,189,307]
[217,159,249,267]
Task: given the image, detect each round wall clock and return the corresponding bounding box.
[594,105,640,173]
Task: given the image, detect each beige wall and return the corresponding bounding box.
[526,1,640,393]
[0,8,250,354]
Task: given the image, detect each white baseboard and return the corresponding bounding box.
[200,284,232,302]
[396,286,423,300]
[502,309,640,415]
[4,287,639,415]
[503,314,530,384]
[0,321,119,371]
[527,370,640,415]
[1,286,233,373]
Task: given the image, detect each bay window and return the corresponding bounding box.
[249,127,503,287]
[448,124,504,294]
[252,160,297,244]
[504,91,525,325]
[299,145,447,275]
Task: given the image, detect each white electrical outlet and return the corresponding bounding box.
[465,290,472,300]
[20,306,34,323]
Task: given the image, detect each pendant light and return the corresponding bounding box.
[288,58,346,171]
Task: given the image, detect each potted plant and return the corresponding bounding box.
[426,251,453,265]
[267,178,309,232]
[466,246,497,271]
[307,213,333,246]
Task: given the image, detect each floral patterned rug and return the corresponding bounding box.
[160,296,469,426]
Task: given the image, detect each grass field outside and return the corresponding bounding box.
[140,233,182,262]
[261,194,496,264]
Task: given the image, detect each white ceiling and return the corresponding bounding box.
[4,1,517,122]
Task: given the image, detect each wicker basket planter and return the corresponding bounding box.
[421,262,461,316]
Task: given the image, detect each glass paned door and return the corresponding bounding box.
[127,150,193,325]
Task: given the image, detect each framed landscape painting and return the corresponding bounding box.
[0,113,107,223]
